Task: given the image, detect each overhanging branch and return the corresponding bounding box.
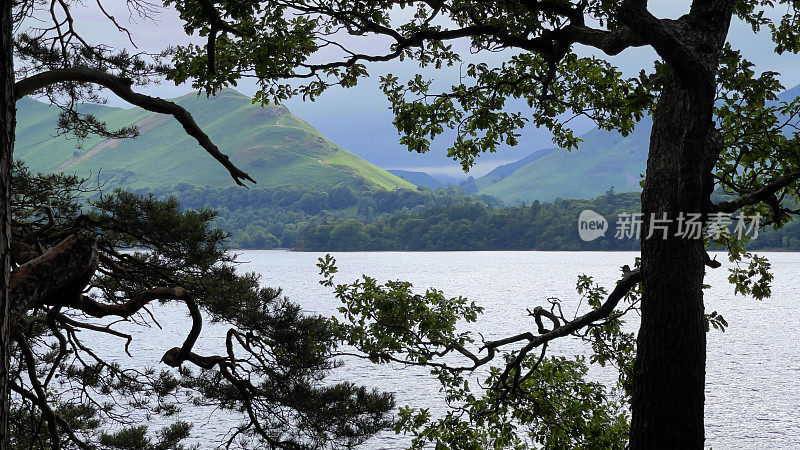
[486,267,642,353]
[711,170,800,213]
[278,2,650,81]
[386,266,644,373]
[63,286,190,318]
[9,231,98,328]
[14,67,256,186]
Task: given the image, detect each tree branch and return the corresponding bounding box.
[15,332,62,450]
[488,267,642,352]
[9,231,98,329]
[9,381,92,450]
[14,67,255,186]
[56,286,207,368]
[711,170,800,213]
[63,286,190,318]
[617,1,711,87]
[407,266,644,373]
[568,25,648,55]
[278,3,649,81]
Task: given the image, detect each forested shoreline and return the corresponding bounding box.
[143,184,800,251]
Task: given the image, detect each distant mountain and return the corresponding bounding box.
[460,147,556,193]
[473,82,800,203]
[475,117,650,202]
[15,90,413,191]
[387,169,445,188]
[779,82,800,103]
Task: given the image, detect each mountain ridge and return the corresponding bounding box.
[15,89,413,191]
[387,169,446,188]
[475,116,651,202]
[473,81,800,203]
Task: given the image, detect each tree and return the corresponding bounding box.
[8,161,393,448]
[0,1,397,447]
[0,1,14,445]
[162,0,800,448]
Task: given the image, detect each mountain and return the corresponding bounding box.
[474,82,800,203]
[475,117,650,202]
[476,148,557,185]
[779,83,800,103]
[460,147,556,193]
[15,90,413,191]
[387,169,445,188]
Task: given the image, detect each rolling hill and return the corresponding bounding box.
[15,90,413,191]
[387,169,446,188]
[475,82,800,204]
[475,117,651,203]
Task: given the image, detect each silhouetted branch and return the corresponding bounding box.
[64,286,190,318]
[15,68,255,186]
[712,170,800,213]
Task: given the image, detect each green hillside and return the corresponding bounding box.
[15,90,413,191]
[477,117,651,203]
[477,82,800,204]
[387,169,445,188]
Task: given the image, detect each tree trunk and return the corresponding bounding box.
[629,71,714,449]
[0,0,13,446]
[628,3,735,445]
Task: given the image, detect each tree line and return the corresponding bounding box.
[143,185,800,252]
[140,183,501,249]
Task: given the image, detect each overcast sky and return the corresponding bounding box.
[51,1,800,178]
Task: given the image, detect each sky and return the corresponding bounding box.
[44,1,800,180]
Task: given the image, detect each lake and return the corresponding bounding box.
[94,250,800,449]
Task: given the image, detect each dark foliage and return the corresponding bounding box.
[9,161,393,449]
[145,185,800,252]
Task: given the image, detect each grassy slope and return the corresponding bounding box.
[479,117,651,203]
[471,147,556,191]
[15,90,413,191]
[478,82,800,204]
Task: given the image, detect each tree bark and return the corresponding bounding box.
[630,71,714,449]
[0,0,14,446]
[629,2,735,445]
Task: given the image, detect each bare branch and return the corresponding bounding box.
[9,231,98,328]
[711,170,800,213]
[14,67,256,186]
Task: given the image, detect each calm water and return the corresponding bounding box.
[90,251,800,449]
